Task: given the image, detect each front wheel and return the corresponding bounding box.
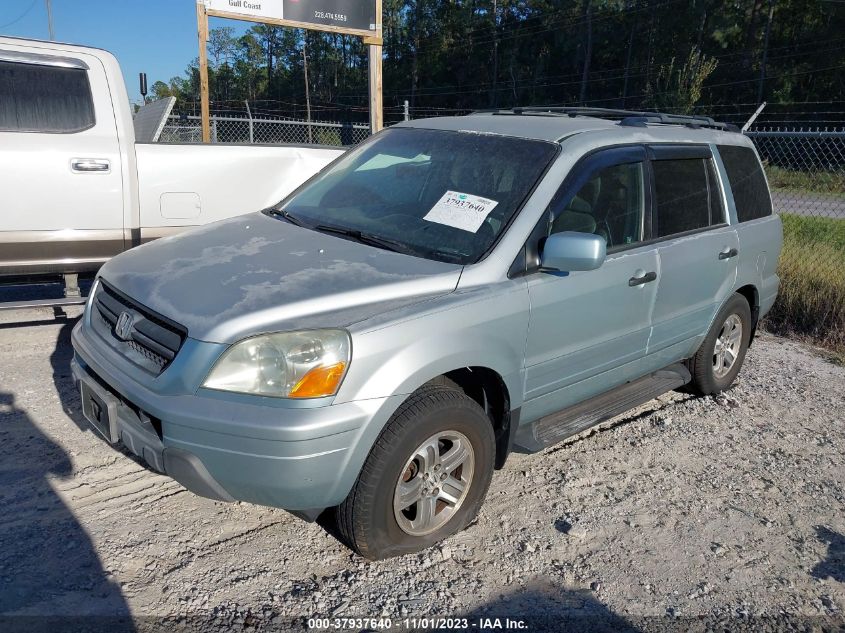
[335,386,495,560]
[688,293,752,395]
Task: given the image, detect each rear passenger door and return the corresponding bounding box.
[646,145,739,367]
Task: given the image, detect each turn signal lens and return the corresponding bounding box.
[288,362,347,399]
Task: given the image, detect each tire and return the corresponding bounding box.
[687,293,752,395]
[335,385,496,560]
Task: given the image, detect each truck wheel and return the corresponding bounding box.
[335,386,495,560]
[688,293,752,395]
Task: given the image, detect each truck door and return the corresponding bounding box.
[522,146,659,422]
[644,145,739,367]
[0,47,124,275]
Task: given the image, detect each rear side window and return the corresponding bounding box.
[717,145,773,222]
[653,158,723,238]
[0,60,95,133]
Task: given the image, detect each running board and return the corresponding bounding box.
[0,273,87,311]
[0,296,87,311]
[516,364,690,452]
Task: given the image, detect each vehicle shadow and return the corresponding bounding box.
[0,391,134,630]
[50,315,89,432]
[457,584,640,633]
[811,526,845,583]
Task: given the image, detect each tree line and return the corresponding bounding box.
[151,0,845,121]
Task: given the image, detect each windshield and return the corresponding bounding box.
[271,127,558,264]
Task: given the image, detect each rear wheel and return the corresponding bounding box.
[688,293,752,395]
[335,386,495,560]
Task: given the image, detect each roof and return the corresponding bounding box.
[0,35,108,54]
[397,108,750,147]
[396,112,615,142]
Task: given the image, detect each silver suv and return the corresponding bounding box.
[72,108,782,559]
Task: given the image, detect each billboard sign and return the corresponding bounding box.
[205,0,376,33]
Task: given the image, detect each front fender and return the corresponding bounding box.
[323,280,529,506]
[336,280,529,408]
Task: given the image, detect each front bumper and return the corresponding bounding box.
[72,320,403,515]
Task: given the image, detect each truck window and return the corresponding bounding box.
[549,161,645,248]
[653,158,722,238]
[717,145,773,222]
[0,60,95,133]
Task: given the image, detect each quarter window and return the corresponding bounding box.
[653,158,722,237]
[549,162,645,248]
[717,145,773,222]
[0,60,95,133]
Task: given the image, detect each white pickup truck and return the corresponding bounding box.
[0,36,344,305]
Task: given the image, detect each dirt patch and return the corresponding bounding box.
[1,307,843,631]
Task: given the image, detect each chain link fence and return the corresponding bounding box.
[745,129,845,352]
[748,129,845,218]
[159,114,371,146]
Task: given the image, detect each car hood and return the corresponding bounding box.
[99,213,463,344]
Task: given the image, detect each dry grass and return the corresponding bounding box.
[766,166,845,198]
[764,214,845,358]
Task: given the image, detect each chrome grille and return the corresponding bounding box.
[93,281,187,374]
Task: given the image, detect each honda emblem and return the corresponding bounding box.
[114,311,134,341]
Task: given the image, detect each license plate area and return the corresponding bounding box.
[80,380,119,443]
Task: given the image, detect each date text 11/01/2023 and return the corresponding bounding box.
[307,618,529,630]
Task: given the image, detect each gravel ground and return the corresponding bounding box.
[1,305,844,632]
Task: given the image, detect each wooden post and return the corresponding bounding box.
[196,1,211,143]
[368,0,383,134]
[303,37,313,143]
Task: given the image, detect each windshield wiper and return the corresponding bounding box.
[312,224,412,255]
[266,208,307,227]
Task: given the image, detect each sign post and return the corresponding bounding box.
[196,2,212,143]
[195,0,382,143]
[368,0,383,133]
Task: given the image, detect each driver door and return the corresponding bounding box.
[522,146,659,422]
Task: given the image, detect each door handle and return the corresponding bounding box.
[718,248,739,260]
[629,271,657,286]
[71,158,110,173]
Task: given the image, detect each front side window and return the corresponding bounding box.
[717,144,773,222]
[549,161,645,249]
[654,158,723,238]
[274,127,558,264]
[0,60,95,133]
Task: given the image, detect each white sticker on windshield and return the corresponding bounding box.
[423,191,499,233]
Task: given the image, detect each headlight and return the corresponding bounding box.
[202,329,350,399]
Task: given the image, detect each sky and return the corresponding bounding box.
[0,0,250,104]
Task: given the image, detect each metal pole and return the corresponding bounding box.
[46,0,54,40]
[404,99,410,121]
[245,100,254,143]
[741,102,767,133]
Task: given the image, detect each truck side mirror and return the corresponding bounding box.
[540,231,606,272]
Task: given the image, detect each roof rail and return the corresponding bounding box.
[484,106,739,133]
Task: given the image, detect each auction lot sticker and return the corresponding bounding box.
[423,191,499,233]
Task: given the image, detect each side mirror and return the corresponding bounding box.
[540,231,606,272]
